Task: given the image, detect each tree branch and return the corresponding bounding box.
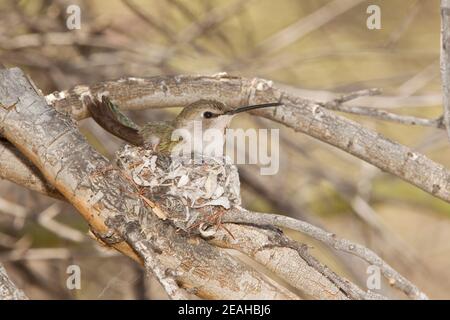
[46,74,450,204]
[319,89,444,129]
[222,208,428,300]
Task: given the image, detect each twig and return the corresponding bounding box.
[0,69,430,300]
[319,89,445,128]
[0,197,28,219]
[238,162,367,284]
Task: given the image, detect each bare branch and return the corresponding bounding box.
[275,84,442,109]
[222,208,428,300]
[319,89,445,129]
[122,222,189,300]
[210,223,387,300]
[0,139,404,300]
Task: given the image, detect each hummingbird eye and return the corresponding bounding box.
[203,111,214,119]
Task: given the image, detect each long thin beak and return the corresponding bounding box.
[225,102,283,115]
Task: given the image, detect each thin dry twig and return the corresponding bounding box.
[326,102,443,128]
[319,88,445,128]
[210,223,387,300]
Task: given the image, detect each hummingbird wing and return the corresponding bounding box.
[139,121,177,153]
[85,96,144,146]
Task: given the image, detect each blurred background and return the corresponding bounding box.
[0,0,449,299]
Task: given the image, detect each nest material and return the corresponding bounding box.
[116,145,241,233]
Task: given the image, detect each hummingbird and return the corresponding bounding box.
[85,96,283,234]
[85,96,282,157]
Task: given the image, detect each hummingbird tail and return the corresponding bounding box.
[84,95,144,146]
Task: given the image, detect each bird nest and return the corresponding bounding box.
[116,145,241,235]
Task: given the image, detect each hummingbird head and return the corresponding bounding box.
[175,99,283,132]
[175,99,229,131]
[170,99,283,157]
